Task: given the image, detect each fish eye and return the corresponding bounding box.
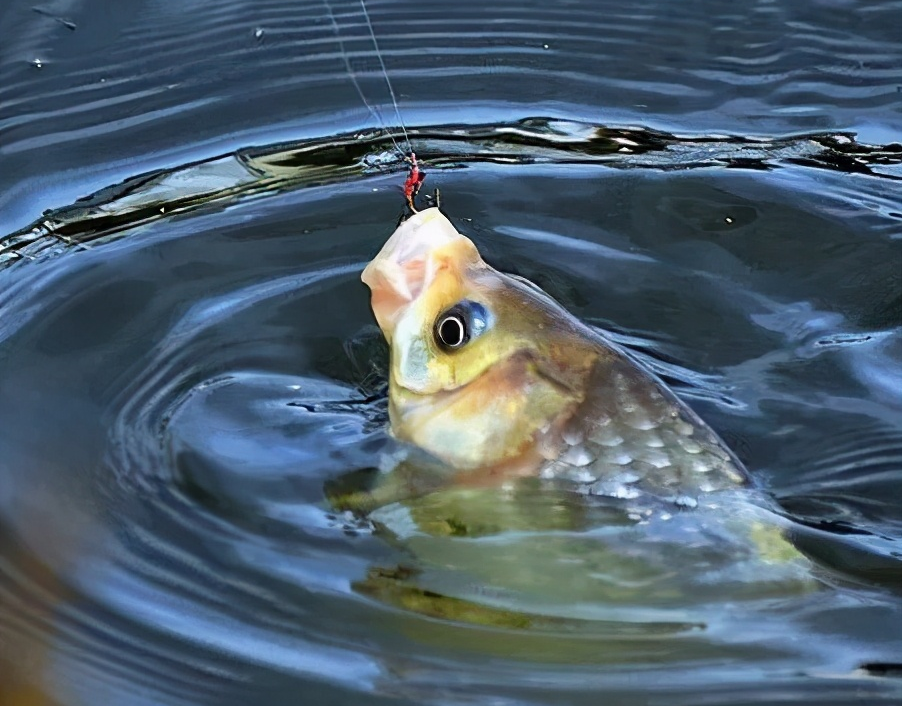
[437,314,467,349]
[434,300,489,352]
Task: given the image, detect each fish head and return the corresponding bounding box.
[361,208,600,472]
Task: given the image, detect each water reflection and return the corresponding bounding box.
[0,162,899,704]
[0,0,900,703]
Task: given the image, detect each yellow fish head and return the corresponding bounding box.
[361,208,601,473]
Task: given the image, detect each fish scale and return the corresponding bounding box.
[362,207,749,501]
[544,354,746,498]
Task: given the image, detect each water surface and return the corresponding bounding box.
[1,1,901,704]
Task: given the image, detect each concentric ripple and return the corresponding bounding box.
[1,0,901,704]
[1,161,900,704]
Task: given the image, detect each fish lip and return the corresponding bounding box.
[362,207,478,338]
[360,207,463,289]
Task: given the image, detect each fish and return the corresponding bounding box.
[360,207,747,501]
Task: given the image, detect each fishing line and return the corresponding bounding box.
[356,0,411,153]
[323,0,411,157]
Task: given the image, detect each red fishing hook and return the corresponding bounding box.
[403,152,426,213]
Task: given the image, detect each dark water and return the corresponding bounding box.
[1,0,901,704]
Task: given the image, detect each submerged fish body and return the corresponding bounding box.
[361,208,747,499]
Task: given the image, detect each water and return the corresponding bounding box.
[1,0,901,704]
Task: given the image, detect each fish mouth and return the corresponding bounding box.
[361,208,481,339]
[361,207,465,297]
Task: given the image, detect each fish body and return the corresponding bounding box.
[361,208,746,499]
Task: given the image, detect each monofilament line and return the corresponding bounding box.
[356,0,411,154]
[323,0,410,156]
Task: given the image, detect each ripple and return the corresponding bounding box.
[0,163,899,704]
[1,1,901,702]
[3,118,899,266]
[2,0,899,236]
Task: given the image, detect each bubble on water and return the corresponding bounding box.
[327,510,375,535]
